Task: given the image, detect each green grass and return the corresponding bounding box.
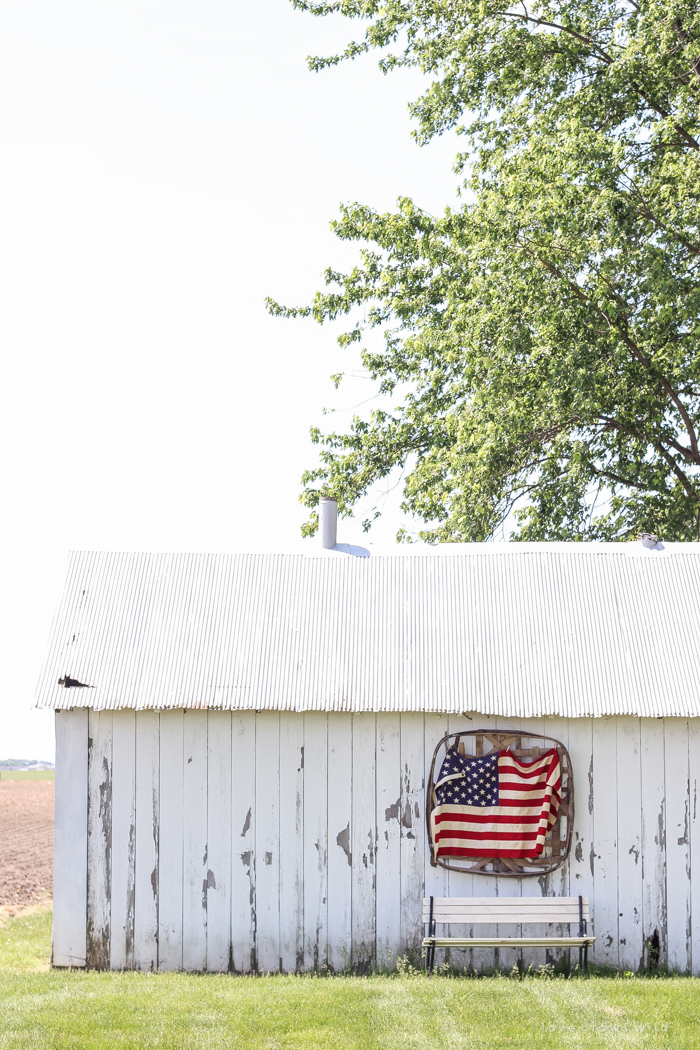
[0,769,54,781]
[1,907,699,1049]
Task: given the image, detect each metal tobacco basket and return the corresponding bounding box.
[426,729,574,877]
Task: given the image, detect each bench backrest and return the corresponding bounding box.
[422,897,590,925]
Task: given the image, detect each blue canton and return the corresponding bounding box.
[435,749,499,808]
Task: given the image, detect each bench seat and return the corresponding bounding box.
[423,936,593,949]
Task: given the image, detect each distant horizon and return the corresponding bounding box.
[0,759,55,769]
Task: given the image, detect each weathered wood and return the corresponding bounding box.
[493,716,524,973]
[514,716,547,971]
[566,718,594,908]
[255,711,280,972]
[182,710,208,970]
[423,715,449,897]
[616,717,644,971]
[376,714,401,968]
[327,714,352,972]
[230,712,256,973]
[87,710,113,969]
[110,709,136,970]
[53,708,88,968]
[445,713,477,970]
[690,720,700,975]
[57,709,700,974]
[279,712,304,973]
[543,717,570,971]
[158,710,184,970]
[207,711,232,972]
[134,711,159,971]
[640,718,667,969]
[665,719,691,973]
[352,713,376,971]
[303,713,328,971]
[591,716,618,968]
[399,714,425,962]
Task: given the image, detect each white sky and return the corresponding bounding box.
[0,0,461,761]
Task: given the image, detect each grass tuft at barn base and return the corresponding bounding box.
[1,906,700,1049]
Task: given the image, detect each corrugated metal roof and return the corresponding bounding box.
[35,545,700,717]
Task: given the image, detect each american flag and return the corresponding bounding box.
[432,747,561,859]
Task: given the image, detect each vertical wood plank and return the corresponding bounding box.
[352,713,376,971]
[279,712,304,973]
[689,719,700,976]
[665,718,691,973]
[423,714,449,969]
[423,713,449,904]
[207,711,232,972]
[110,709,136,970]
[566,716,594,974]
[518,715,556,971]
[541,716,569,972]
[492,715,523,975]
[303,713,329,971]
[87,710,113,969]
[640,718,667,968]
[591,716,619,968]
[53,708,88,967]
[231,713,256,973]
[255,711,280,972]
[446,713,479,973]
[376,715,401,968]
[328,714,352,973]
[616,717,644,971]
[183,709,208,971]
[158,710,184,971]
[134,711,160,971]
[400,713,425,963]
[567,718,595,897]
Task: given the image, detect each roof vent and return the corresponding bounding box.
[639,533,659,549]
[319,496,338,549]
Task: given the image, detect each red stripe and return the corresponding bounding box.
[436,829,543,842]
[436,845,546,859]
[434,814,546,827]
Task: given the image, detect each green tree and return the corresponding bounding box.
[268,0,700,541]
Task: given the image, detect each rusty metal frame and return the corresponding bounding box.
[426,728,574,877]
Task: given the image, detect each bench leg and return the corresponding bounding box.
[428,942,436,976]
[583,942,589,976]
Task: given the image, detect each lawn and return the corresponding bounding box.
[1,907,699,1049]
[0,769,54,781]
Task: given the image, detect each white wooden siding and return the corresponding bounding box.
[53,708,88,967]
[58,709,700,973]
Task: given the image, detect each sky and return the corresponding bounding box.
[0,0,462,761]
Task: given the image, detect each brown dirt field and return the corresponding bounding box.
[0,781,53,920]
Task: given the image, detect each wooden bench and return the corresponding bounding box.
[423,896,594,975]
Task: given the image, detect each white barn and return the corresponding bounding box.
[36,542,700,973]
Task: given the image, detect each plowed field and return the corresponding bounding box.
[0,781,53,919]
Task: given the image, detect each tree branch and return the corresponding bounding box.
[520,243,700,462]
[655,442,700,501]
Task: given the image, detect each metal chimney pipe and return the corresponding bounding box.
[319,496,338,549]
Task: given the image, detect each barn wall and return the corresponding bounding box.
[56,709,699,972]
